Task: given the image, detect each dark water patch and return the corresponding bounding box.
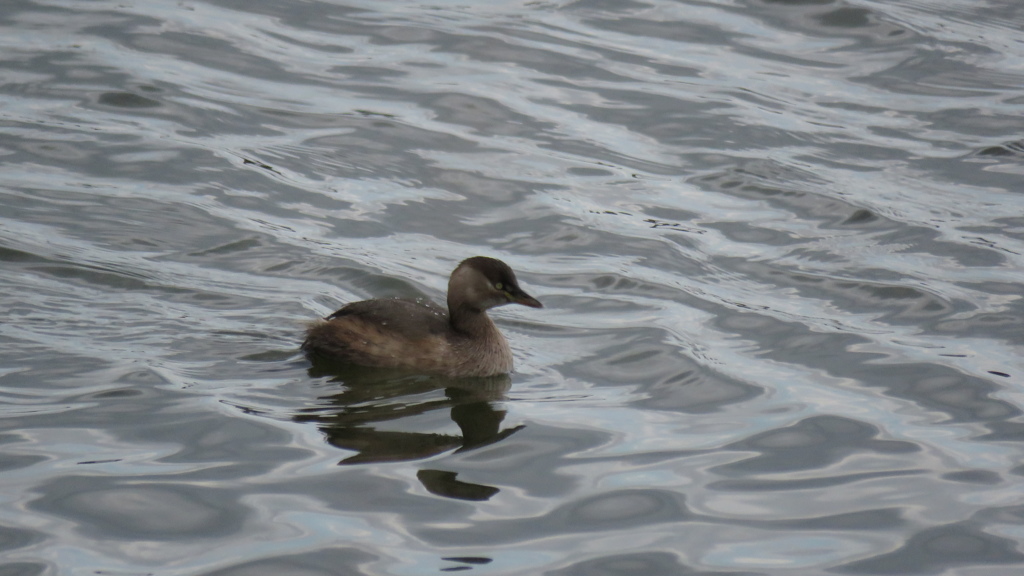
[30,478,246,539]
[0,454,48,474]
[568,166,616,177]
[816,8,871,28]
[713,415,919,475]
[0,525,44,554]
[941,470,1002,485]
[97,91,160,108]
[0,246,49,264]
[0,563,48,576]
[835,521,1024,574]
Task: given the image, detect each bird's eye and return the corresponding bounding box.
[494,282,504,291]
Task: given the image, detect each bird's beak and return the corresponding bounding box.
[512,290,543,308]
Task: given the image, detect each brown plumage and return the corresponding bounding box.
[302,257,542,377]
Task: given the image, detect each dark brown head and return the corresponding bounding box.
[448,256,542,313]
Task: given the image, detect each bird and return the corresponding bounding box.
[302,256,542,377]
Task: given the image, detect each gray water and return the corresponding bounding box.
[2,0,1024,574]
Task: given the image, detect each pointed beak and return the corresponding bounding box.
[511,289,542,309]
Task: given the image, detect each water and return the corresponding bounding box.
[2,0,1023,574]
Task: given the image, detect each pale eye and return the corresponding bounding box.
[494,282,504,290]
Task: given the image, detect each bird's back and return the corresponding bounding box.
[303,298,456,373]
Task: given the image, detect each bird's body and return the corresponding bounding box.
[302,257,541,377]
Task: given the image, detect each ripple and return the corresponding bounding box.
[2,0,1023,574]
[32,480,244,539]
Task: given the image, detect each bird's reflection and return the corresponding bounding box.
[297,360,524,501]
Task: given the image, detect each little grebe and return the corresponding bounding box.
[302,256,542,377]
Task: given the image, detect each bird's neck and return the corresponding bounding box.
[449,304,497,338]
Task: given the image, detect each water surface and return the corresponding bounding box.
[2,0,1024,574]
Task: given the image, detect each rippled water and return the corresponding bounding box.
[3,0,1024,574]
